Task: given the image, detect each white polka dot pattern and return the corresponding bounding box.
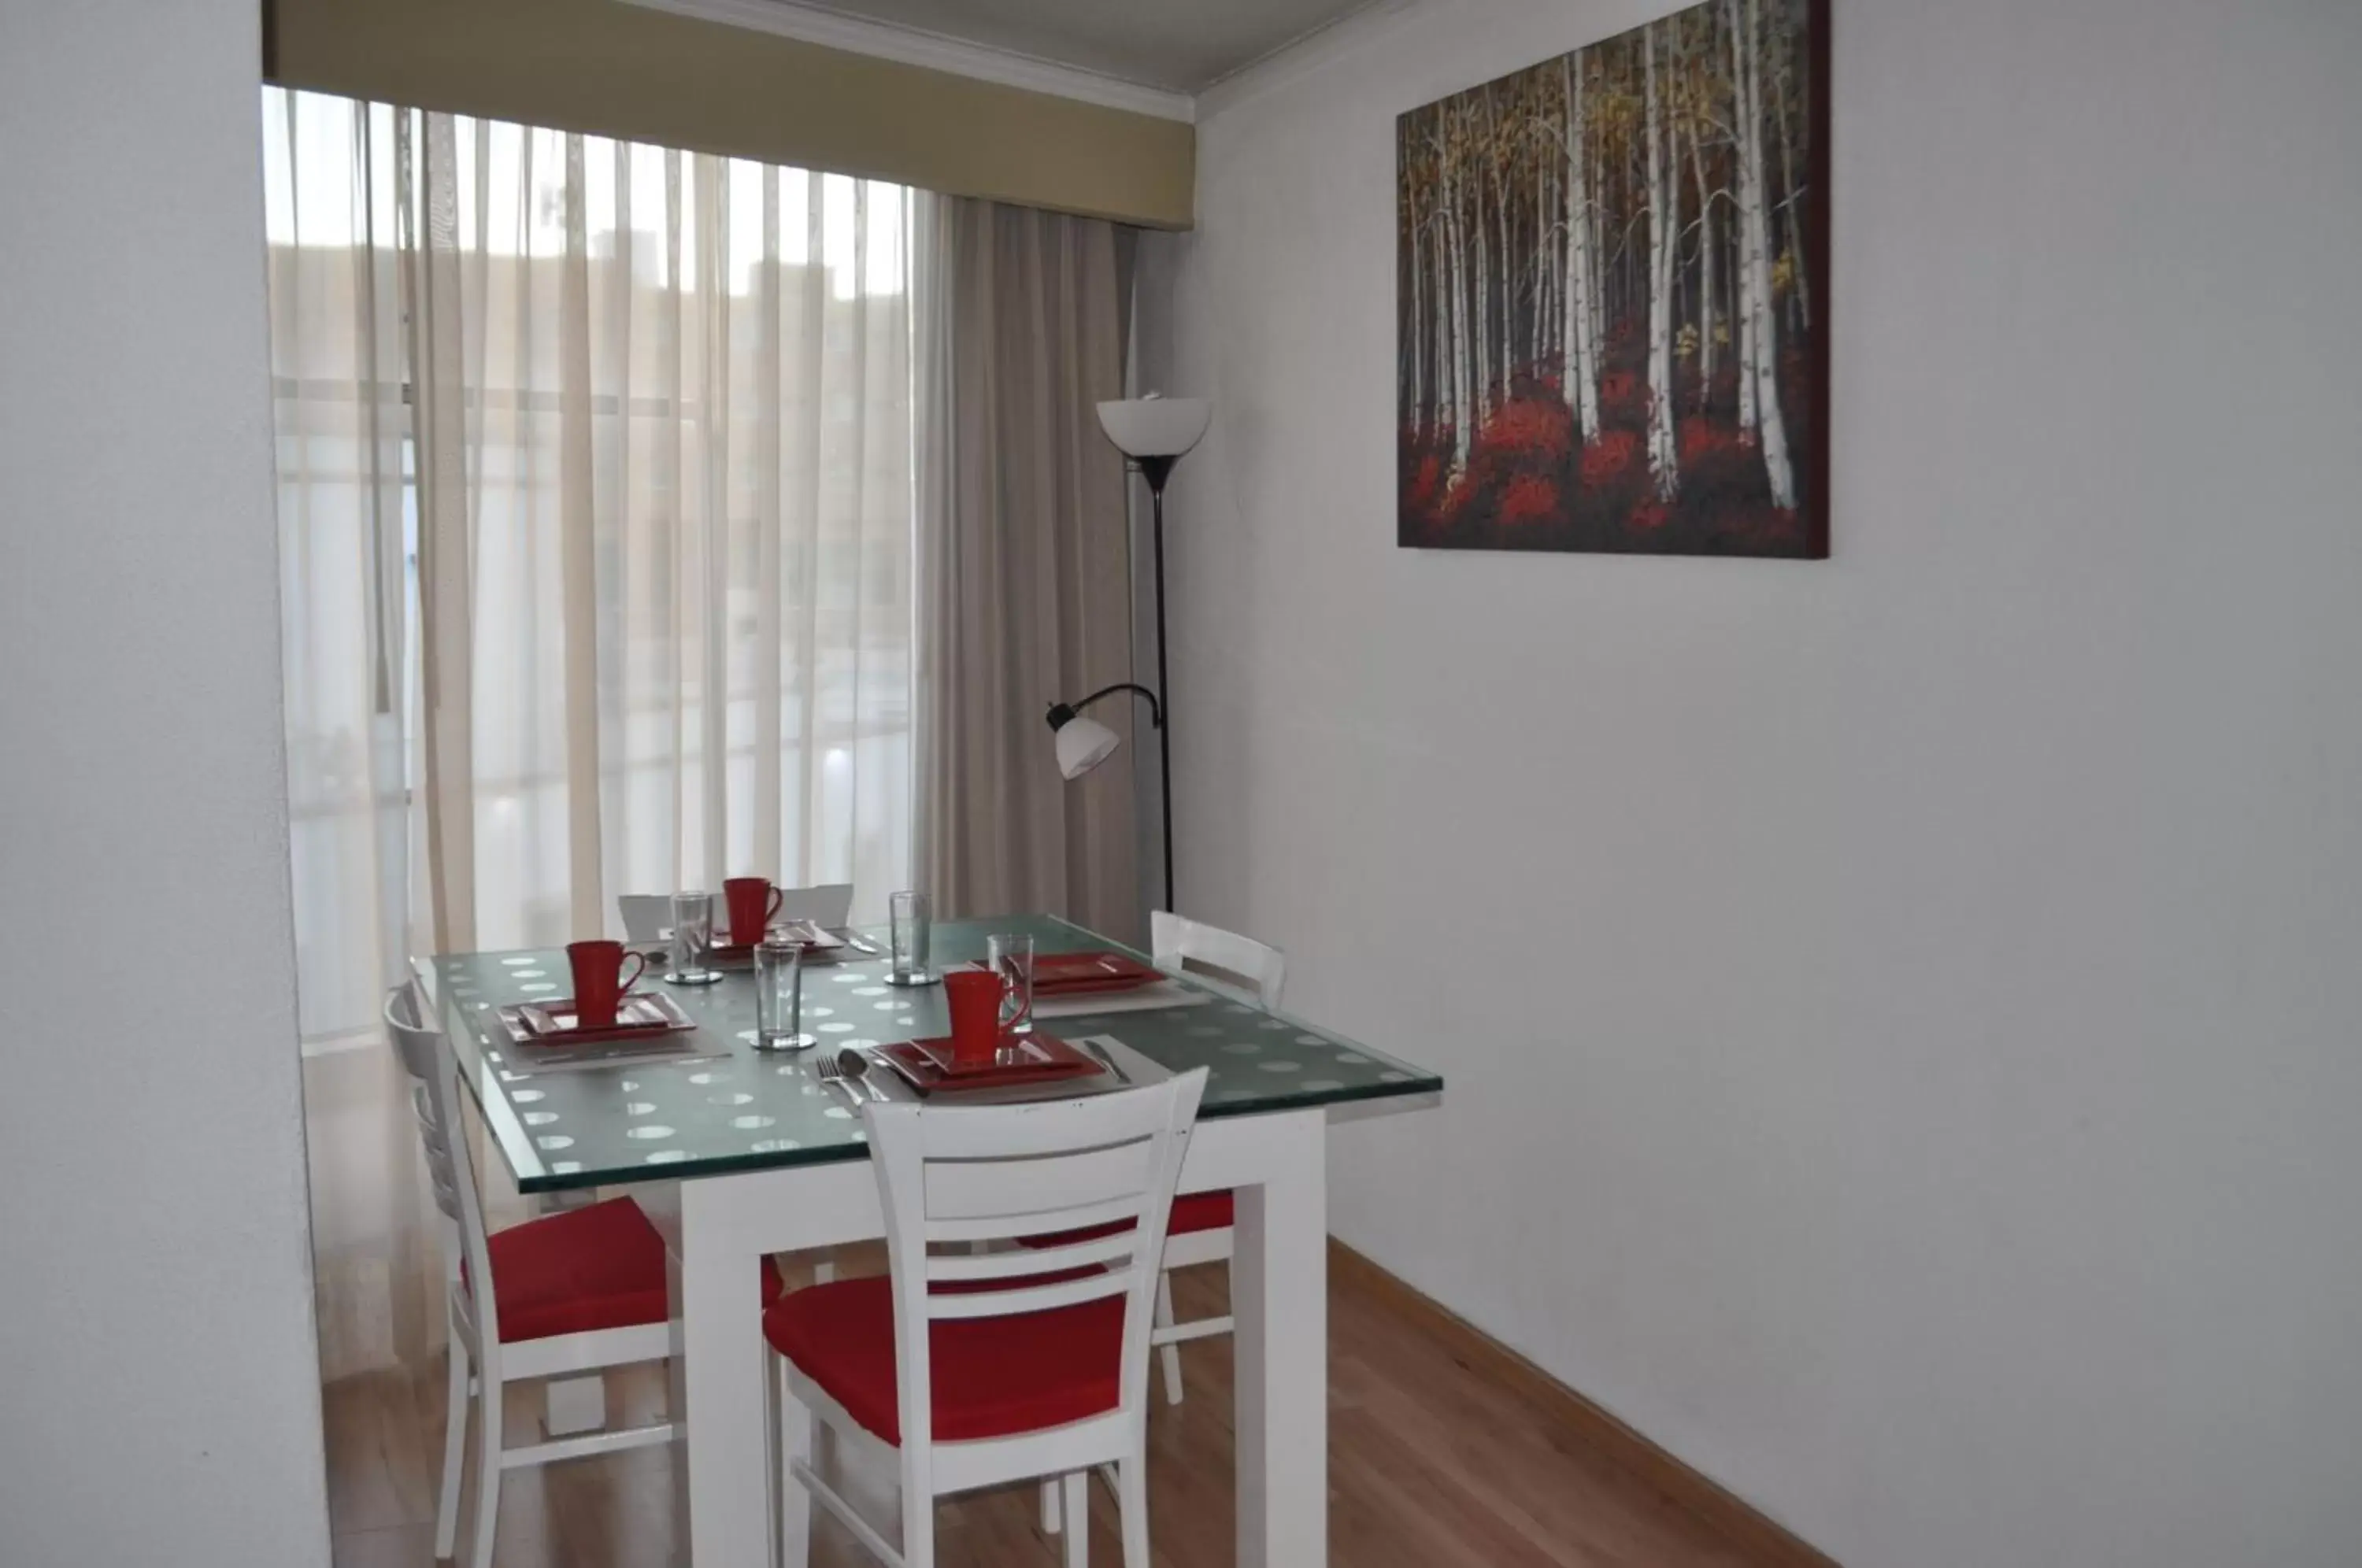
[431,930,1436,1189]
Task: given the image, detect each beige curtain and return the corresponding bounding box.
[916,198,1140,940]
[265,91,443,1381]
[267,87,916,1378]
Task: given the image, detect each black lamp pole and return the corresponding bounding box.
[1138,455,1178,915]
[1042,453,1182,914]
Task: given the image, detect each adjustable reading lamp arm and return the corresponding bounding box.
[1046,682,1164,730]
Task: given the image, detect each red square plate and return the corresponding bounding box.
[1031,950,1164,997]
[878,1032,1105,1095]
[703,920,861,966]
[498,991,694,1046]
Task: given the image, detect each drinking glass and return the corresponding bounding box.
[665,889,721,986]
[888,890,935,985]
[987,932,1035,1036]
[753,936,811,1052]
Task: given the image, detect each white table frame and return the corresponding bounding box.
[636,1104,1330,1568]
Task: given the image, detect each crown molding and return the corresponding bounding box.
[1194,0,1418,123]
[620,0,1197,123]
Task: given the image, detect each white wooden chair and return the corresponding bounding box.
[1035,917,1284,1537]
[384,982,691,1567]
[1150,911,1287,1012]
[617,882,853,945]
[763,1070,1210,1568]
[1142,912,1285,1405]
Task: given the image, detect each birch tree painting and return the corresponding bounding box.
[1398,0,1827,557]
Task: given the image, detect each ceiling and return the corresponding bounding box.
[759,0,1375,94]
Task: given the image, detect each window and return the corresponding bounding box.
[265,89,916,1045]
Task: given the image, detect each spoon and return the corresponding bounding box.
[835,1047,887,1103]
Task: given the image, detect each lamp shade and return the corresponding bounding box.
[1053,714,1122,780]
[1096,395,1210,459]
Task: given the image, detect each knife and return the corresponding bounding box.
[1077,1037,1131,1084]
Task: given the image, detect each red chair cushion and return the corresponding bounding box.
[763,1274,1124,1445]
[484,1196,784,1342]
[1172,1189,1234,1235]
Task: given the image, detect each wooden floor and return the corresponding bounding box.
[309,1047,1760,1566]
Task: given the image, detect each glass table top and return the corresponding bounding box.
[428,913,1443,1193]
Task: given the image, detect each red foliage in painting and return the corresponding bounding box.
[1396,296,1815,557]
[1478,397,1575,461]
[1499,474,1558,524]
[1404,452,1446,515]
[1679,416,1738,464]
[1579,429,1639,489]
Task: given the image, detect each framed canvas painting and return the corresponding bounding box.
[1397,0,1829,557]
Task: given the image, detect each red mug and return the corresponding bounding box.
[942,968,1006,1065]
[722,877,785,946]
[567,939,647,1028]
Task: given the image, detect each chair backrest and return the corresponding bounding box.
[384,980,501,1344]
[863,1070,1209,1470]
[617,882,855,943]
[1150,911,1287,1009]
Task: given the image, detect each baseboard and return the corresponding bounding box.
[1328,1239,1839,1568]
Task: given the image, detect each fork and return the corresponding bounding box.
[813,1053,864,1109]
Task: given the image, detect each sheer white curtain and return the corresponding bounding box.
[266,88,917,1046]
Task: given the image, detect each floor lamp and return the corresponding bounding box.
[1044,394,1211,915]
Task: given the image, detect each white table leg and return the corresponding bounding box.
[1230,1109,1328,1567]
[678,1159,879,1568]
[680,1175,782,1568]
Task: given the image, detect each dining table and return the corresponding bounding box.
[416,912,1443,1567]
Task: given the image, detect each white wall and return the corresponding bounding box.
[0,2,328,1562]
[1143,0,2362,1561]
